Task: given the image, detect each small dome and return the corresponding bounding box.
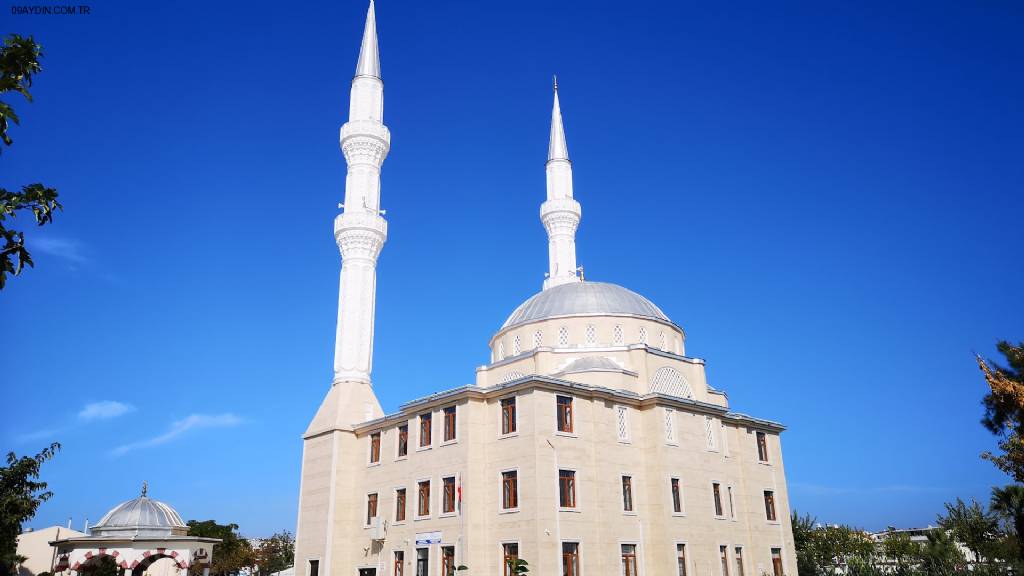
[501,281,671,331]
[91,490,187,538]
[556,356,628,375]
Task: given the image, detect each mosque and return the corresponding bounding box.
[294,2,798,575]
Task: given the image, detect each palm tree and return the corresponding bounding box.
[991,484,1024,561]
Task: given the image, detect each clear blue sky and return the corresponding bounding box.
[2,0,1022,536]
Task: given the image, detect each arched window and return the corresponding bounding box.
[558,326,569,347]
[585,324,596,346]
[533,330,543,349]
[649,366,694,399]
[613,325,624,346]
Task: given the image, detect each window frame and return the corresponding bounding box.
[616,405,631,443]
[756,431,770,463]
[392,550,404,576]
[621,542,639,576]
[770,548,785,576]
[396,422,409,459]
[418,412,432,450]
[501,542,520,576]
[561,542,580,576]
[764,490,778,522]
[365,492,378,527]
[442,405,457,444]
[394,487,407,524]
[664,407,677,446]
[670,477,684,515]
[368,431,381,465]
[674,542,688,576]
[712,482,725,518]
[556,395,574,434]
[733,546,745,576]
[558,469,578,511]
[415,479,431,519]
[621,474,635,514]
[719,545,730,576]
[440,545,456,576]
[500,396,517,436]
[441,475,457,516]
[500,469,519,512]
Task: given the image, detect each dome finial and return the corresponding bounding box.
[141,480,148,497]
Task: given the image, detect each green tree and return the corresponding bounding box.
[978,342,1024,481]
[880,529,922,574]
[919,530,964,576]
[0,443,61,576]
[991,485,1024,561]
[505,558,528,575]
[0,34,61,290]
[254,531,294,576]
[789,511,875,576]
[937,498,998,563]
[187,520,254,576]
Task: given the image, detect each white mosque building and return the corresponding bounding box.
[294,3,799,576]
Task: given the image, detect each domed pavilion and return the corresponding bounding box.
[51,484,219,576]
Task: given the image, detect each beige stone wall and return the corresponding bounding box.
[16,527,85,576]
[296,376,796,576]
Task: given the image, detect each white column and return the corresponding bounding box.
[333,1,389,384]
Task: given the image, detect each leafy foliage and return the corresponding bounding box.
[505,558,529,575]
[254,531,294,576]
[937,498,999,562]
[991,485,1024,561]
[0,443,60,576]
[979,342,1024,481]
[0,34,61,290]
[187,520,255,576]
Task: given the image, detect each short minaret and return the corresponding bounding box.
[541,77,582,290]
[333,0,389,385]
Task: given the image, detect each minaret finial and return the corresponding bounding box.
[553,74,558,92]
[548,79,569,162]
[141,481,148,497]
[354,0,381,78]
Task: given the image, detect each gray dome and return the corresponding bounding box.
[91,494,187,538]
[501,281,671,330]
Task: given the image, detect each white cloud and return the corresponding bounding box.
[31,236,89,266]
[111,413,242,457]
[78,401,135,421]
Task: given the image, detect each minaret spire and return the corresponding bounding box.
[332,0,390,390]
[354,0,380,78]
[541,78,582,290]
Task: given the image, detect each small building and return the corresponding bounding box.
[50,486,219,576]
[16,526,86,576]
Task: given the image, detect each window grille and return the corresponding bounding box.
[585,324,596,345]
[512,335,521,356]
[664,408,676,443]
[613,325,624,345]
[558,326,569,346]
[533,330,543,348]
[639,327,647,345]
[616,406,629,441]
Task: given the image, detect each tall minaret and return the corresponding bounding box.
[541,77,582,289]
[333,0,389,386]
[296,5,388,576]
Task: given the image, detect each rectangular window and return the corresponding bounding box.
[622,475,634,512]
[394,551,404,576]
[557,395,574,433]
[728,486,735,519]
[418,480,430,517]
[503,543,519,576]
[441,546,455,576]
[720,546,730,576]
[369,432,381,463]
[734,547,744,576]
[366,493,378,525]
[671,478,682,513]
[395,488,406,522]
[665,408,676,443]
[621,544,638,576]
[713,483,723,517]
[562,543,579,576]
[764,491,777,521]
[757,432,769,462]
[705,416,718,451]
[616,405,630,442]
[398,423,409,457]
[444,406,457,442]
[419,413,432,447]
[416,549,428,576]
[676,544,687,576]
[502,471,518,510]
[501,397,517,435]
[443,476,456,514]
[309,560,319,576]
[771,548,783,576]
[559,470,576,508]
